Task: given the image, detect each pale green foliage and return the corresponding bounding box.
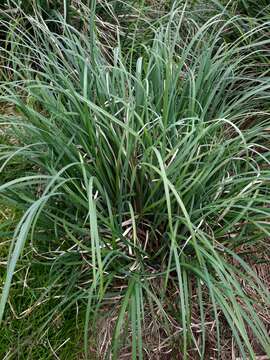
[0,2,270,359]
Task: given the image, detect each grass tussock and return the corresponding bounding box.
[0,1,270,359]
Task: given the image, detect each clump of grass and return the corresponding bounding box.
[0,5,270,359]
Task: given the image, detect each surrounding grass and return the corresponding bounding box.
[0,1,270,359]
